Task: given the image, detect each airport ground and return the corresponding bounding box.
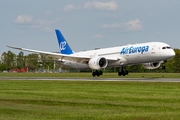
[0,73,180,120]
[1,72,180,78]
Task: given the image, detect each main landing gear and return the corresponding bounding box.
[92,70,103,77]
[92,67,129,77]
[118,66,129,76]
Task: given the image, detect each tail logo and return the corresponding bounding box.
[60,41,66,50]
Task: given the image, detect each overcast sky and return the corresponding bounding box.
[1,0,180,54]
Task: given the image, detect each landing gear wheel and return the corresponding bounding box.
[125,70,129,75]
[122,72,126,76]
[118,67,129,76]
[118,72,122,76]
[92,72,96,77]
[92,70,103,77]
[96,71,100,77]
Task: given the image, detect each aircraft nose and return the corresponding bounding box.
[169,50,175,58]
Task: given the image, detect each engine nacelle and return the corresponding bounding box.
[142,62,161,69]
[88,57,108,70]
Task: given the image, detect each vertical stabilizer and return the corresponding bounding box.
[55,29,73,54]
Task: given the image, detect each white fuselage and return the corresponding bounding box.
[59,42,175,69]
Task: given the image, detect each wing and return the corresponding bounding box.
[7,46,123,65]
[7,46,90,61]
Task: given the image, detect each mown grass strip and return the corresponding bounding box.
[0,80,180,120]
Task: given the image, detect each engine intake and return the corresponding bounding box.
[142,62,161,69]
[88,57,108,70]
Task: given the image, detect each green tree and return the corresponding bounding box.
[17,51,25,69]
[39,55,56,72]
[25,53,39,72]
[164,49,180,73]
[172,49,180,72]
[1,51,16,71]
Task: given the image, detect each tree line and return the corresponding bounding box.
[0,51,59,72]
[0,49,180,73]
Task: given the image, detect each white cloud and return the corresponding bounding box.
[31,17,61,32]
[84,1,117,11]
[63,1,118,12]
[30,18,52,31]
[126,19,143,31]
[14,15,61,32]
[93,34,105,38]
[63,4,78,12]
[14,15,33,24]
[102,19,143,31]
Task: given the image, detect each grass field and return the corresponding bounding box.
[0,79,180,120]
[0,72,180,78]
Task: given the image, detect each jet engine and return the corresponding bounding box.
[88,57,108,70]
[142,62,161,69]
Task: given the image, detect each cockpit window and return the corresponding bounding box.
[162,47,166,49]
[162,46,172,49]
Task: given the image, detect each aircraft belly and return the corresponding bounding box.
[123,53,166,65]
[123,53,154,64]
[60,61,89,69]
[123,54,141,64]
[107,62,123,67]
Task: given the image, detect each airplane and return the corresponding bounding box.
[7,29,175,77]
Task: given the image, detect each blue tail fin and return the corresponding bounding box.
[55,29,73,54]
